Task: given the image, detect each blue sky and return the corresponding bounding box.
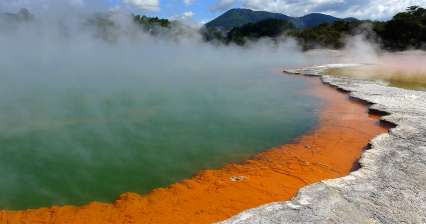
[140,0,225,23]
[1,0,426,22]
[112,0,239,23]
[115,0,426,22]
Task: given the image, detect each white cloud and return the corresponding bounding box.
[183,0,195,5]
[183,11,195,18]
[211,0,238,11]
[211,0,426,20]
[0,0,115,13]
[171,11,195,20]
[332,0,426,20]
[123,0,160,11]
[169,11,197,26]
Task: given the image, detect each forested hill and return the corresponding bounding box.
[295,6,426,50]
[205,8,357,30]
[203,6,426,51]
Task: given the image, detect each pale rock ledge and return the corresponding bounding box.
[219,65,426,224]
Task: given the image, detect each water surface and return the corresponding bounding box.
[0,54,321,210]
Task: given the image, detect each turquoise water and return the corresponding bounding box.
[0,45,321,210]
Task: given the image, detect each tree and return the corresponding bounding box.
[377,6,426,50]
[291,20,363,50]
[226,19,295,45]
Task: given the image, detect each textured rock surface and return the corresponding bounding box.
[220,65,426,224]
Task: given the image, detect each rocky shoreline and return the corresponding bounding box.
[220,65,426,224]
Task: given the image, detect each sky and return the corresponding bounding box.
[1,0,426,23]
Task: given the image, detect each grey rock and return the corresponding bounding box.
[219,65,426,224]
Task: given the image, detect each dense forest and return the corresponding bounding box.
[375,6,426,50]
[85,13,178,41]
[226,19,295,45]
[203,6,426,51]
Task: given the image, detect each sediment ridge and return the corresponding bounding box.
[0,72,389,224]
[220,65,426,224]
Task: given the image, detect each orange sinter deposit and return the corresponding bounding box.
[0,75,389,224]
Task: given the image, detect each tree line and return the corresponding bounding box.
[202,6,426,51]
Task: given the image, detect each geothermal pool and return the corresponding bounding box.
[0,65,320,210]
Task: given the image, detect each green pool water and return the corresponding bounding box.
[0,41,321,210]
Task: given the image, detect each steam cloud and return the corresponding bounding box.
[0,6,328,209]
[329,35,426,86]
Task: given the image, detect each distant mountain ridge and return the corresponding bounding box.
[205,8,358,30]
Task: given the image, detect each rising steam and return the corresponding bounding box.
[0,2,425,209]
[0,6,326,209]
